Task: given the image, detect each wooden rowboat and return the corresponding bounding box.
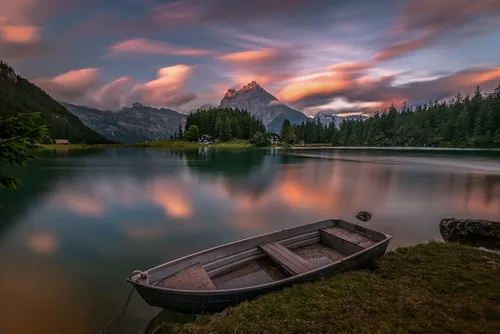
[128,219,392,313]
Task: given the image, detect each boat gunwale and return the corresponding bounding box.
[128,219,392,295]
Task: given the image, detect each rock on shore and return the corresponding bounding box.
[440,218,500,248]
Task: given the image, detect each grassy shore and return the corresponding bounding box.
[152,242,500,333]
[42,140,254,150]
[131,139,254,149]
[41,143,117,150]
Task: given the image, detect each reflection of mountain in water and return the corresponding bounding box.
[185,149,282,200]
[185,149,267,177]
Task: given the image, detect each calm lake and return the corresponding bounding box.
[1,148,499,333]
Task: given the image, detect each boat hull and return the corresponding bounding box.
[130,237,390,313]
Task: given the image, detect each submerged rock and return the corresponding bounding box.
[440,218,500,249]
[356,211,372,222]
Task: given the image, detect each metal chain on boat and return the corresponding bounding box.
[99,271,147,334]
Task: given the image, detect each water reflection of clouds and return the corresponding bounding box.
[148,180,193,219]
[26,232,58,255]
[49,191,106,217]
[450,174,500,216]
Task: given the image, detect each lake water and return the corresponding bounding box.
[1,148,499,334]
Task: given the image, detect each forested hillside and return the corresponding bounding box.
[286,86,500,147]
[0,61,112,144]
[184,107,266,141]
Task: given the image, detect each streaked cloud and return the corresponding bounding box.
[34,68,101,102]
[3,0,500,113]
[279,63,500,112]
[218,47,302,86]
[0,25,40,43]
[373,38,430,61]
[108,38,215,57]
[91,76,133,110]
[34,65,196,109]
[128,65,196,107]
[375,0,500,61]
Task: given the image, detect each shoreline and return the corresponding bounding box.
[151,242,500,333]
[42,142,500,152]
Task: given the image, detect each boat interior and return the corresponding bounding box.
[146,220,387,291]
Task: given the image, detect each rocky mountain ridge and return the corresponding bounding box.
[219,81,308,128]
[0,60,111,144]
[62,102,186,143]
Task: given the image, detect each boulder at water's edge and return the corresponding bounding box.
[440,218,500,249]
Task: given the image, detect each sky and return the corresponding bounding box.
[1,0,500,116]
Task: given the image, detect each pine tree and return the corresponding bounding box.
[178,123,183,139]
[280,119,296,144]
[219,116,232,141]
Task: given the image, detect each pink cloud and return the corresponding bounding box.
[373,38,430,61]
[0,25,40,43]
[91,77,133,110]
[108,38,215,57]
[278,63,500,114]
[33,65,197,109]
[278,61,366,105]
[34,68,100,102]
[218,47,302,88]
[129,65,196,107]
[218,49,279,63]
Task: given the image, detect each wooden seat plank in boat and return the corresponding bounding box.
[321,227,376,248]
[259,242,312,275]
[156,264,216,290]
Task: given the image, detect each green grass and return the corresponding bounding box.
[41,140,255,150]
[41,144,117,150]
[153,242,500,334]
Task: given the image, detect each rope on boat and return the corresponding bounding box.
[99,271,147,334]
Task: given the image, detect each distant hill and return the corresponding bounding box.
[266,106,309,133]
[219,81,307,129]
[62,102,186,144]
[314,111,368,128]
[0,61,111,144]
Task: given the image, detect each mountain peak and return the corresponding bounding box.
[0,60,18,83]
[223,81,262,99]
[132,102,145,108]
[240,80,259,92]
[224,88,237,98]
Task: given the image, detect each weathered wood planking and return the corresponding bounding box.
[259,242,312,275]
[157,264,216,290]
[321,226,376,248]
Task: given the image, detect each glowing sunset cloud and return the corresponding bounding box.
[0,25,40,43]
[109,38,215,57]
[2,0,500,114]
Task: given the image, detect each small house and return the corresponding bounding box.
[54,139,69,145]
[269,133,281,144]
[198,134,213,145]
